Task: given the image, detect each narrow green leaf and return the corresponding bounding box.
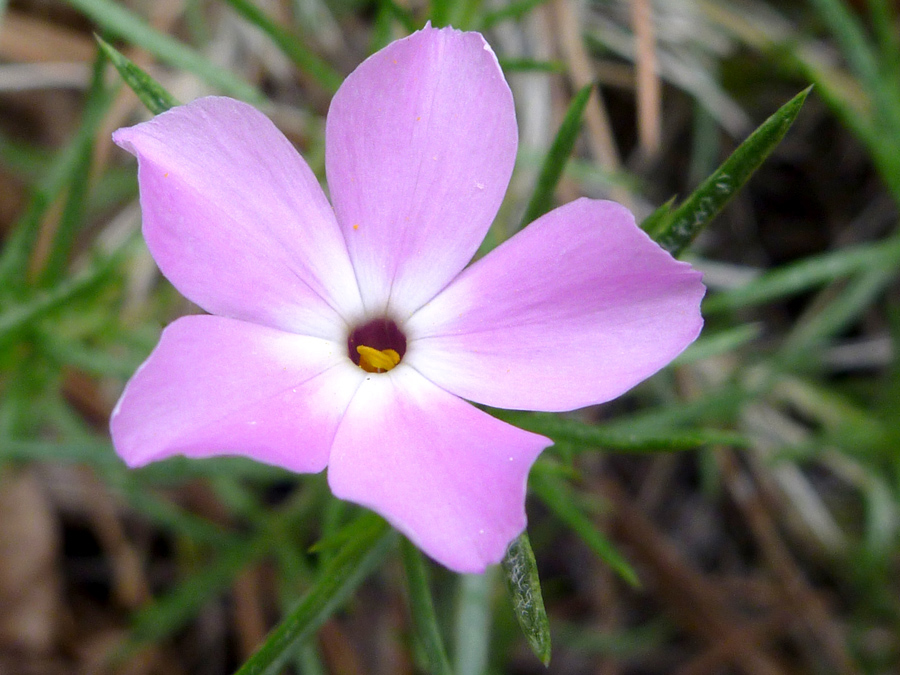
[808,0,881,92]
[673,323,762,365]
[481,0,551,29]
[808,0,900,136]
[39,51,114,286]
[652,86,811,256]
[0,246,129,350]
[493,410,748,452]
[0,78,117,288]
[63,0,262,102]
[0,438,121,468]
[96,36,179,114]
[781,265,898,358]
[222,0,343,93]
[639,196,676,236]
[501,532,551,666]
[234,515,393,675]
[704,235,900,313]
[499,58,565,73]
[518,83,593,230]
[868,0,900,75]
[400,539,453,675]
[531,469,639,587]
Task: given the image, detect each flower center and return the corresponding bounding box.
[347,318,407,374]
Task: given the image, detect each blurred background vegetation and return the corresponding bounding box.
[1,0,900,673]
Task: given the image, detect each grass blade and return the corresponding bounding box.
[0,247,128,350]
[96,36,179,114]
[531,469,639,587]
[222,0,343,93]
[494,410,748,453]
[234,514,393,675]
[38,51,113,286]
[646,86,811,256]
[704,235,900,313]
[501,532,551,666]
[0,75,116,288]
[518,83,592,230]
[400,539,453,675]
[63,0,262,102]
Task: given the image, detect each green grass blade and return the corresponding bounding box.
[499,58,565,73]
[0,82,117,289]
[868,0,900,73]
[38,52,114,286]
[807,0,881,91]
[400,539,453,675]
[782,265,898,358]
[96,36,179,114]
[673,323,762,366]
[518,83,593,230]
[704,235,900,313]
[63,0,262,102]
[222,0,343,93]
[531,469,639,587]
[494,410,748,452]
[234,514,393,675]
[501,532,551,666]
[638,196,676,234]
[650,87,811,256]
[480,0,552,29]
[0,247,127,350]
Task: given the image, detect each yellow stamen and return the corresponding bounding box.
[356,345,401,373]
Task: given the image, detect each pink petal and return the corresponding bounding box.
[110,315,364,472]
[405,199,705,411]
[113,97,363,341]
[327,367,550,573]
[325,25,517,318]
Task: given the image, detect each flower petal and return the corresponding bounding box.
[114,97,363,341]
[405,199,705,411]
[325,25,517,317]
[327,367,550,573]
[110,315,364,472]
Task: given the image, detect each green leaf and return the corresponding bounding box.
[96,36,179,114]
[493,410,749,452]
[673,323,762,365]
[501,532,551,666]
[499,58,565,73]
[234,514,393,675]
[400,539,453,675]
[0,76,117,289]
[518,83,593,231]
[531,469,639,587]
[480,0,552,29]
[646,86,811,256]
[638,195,676,236]
[63,0,262,102]
[0,246,129,350]
[38,50,114,286]
[222,0,343,93]
[703,235,900,313]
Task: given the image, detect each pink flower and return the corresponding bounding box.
[110,25,704,572]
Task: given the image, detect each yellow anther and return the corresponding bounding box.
[356,345,401,373]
